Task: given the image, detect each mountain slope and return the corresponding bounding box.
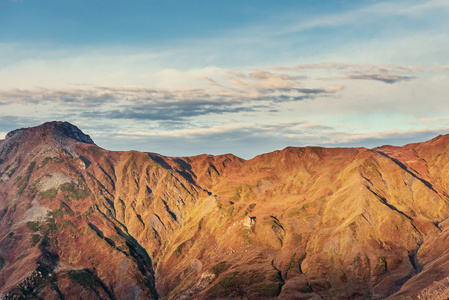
[1,122,449,299]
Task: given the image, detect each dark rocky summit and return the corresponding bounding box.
[5,121,95,145]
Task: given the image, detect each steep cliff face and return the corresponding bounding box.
[1,122,449,299]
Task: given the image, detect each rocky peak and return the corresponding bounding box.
[4,121,95,145]
[5,127,28,140]
[49,121,95,145]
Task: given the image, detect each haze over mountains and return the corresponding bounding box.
[1,121,449,299]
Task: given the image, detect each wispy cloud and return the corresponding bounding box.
[0,88,117,106]
[87,105,258,121]
[435,64,449,70]
[0,63,362,121]
[267,0,449,37]
[117,124,258,138]
[0,116,41,135]
[345,74,413,84]
[272,62,428,88]
[117,121,335,139]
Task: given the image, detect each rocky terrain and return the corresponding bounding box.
[1,121,449,299]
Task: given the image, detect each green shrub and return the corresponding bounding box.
[27,221,40,232]
[206,270,266,297]
[39,156,63,168]
[229,187,242,201]
[41,221,57,236]
[39,235,50,249]
[31,234,41,246]
[65,269,100,288]
[220,271,265,289]
[0,255,5,271]
[310,147,323,155]
[52,202,74,219]
[206,284,231,298]
[226,206,234,217]
[84,206,95,219]
[220,271,250,288]
[40,188,57,199]
[249,283,282,297]
[53,208,63,219]
[268,271,283,283]
[284,253,306,276]
[286,210,300,218]
[70,187,90,200]
[40,157,51,168]
[16,162,36,195]
[174,238,194,258]
[242,228,252,245]
[210,262,229,277]
[375,257,387,275]
[244,203,256,215]
[28,219,57,236]
[60,182,74,193]
[61,182,90,201]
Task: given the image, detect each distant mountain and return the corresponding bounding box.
[1,121,449,299]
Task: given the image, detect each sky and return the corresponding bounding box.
[1,0,449,159]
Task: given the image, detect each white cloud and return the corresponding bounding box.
[1,58,448,158]
[435,64,449,70]
[416,116,449,124]
[117,124,257,138]
[323,85,345,93]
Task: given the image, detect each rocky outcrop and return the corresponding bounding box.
[51,121,95,145]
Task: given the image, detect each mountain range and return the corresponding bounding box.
[1,121,449,299]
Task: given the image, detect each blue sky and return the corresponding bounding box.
[1,0,449,158]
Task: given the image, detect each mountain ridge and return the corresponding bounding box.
[1,121,449,299]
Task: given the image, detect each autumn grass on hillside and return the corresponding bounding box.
[403,276,449,300]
